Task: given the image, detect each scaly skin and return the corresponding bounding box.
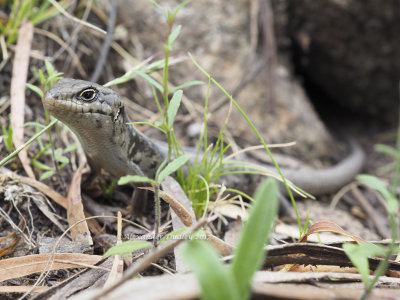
[43,79,366,209]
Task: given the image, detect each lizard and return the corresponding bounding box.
[43,78,366,214]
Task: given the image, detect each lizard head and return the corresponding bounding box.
[44,78,124,123]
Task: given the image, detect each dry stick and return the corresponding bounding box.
[88,219,208,300]
[60,0,93,76]
[351,186,391,239]
[260,0,277,113]
[33,28,86,76]
[90,0,116,83]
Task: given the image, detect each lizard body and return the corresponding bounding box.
[43,79,365,207]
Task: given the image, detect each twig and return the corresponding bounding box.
[48,0,106,35]
[90,0,116,82]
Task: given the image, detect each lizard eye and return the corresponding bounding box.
[78,88,97,102]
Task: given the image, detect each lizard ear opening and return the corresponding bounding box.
[113,105,124,122]
[78,88,98,102]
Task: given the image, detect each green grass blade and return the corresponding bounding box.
[230,178,279,300]
[0,119,58,167]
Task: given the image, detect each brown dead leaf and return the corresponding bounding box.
[160,176,196,273]
[10,19,35,179]
[300,220,368,244]
[67,163,92,246]
[0,253,102,282]
[104,211,124,288]
[0,286,49,294]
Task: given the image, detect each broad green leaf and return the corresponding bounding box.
[104,241,153,257]
[167,90,183,128]
[343,243,387,286]
[183,240,240,300]
[157,154,190,184]
[26,83,43,98]
[231,178,279,300]
[118,175,156,186]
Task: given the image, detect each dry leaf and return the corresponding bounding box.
[212,203,248,220]
[104,212,124,287]
[0,286,49,294]
[161,176,196,273]
[300,221,368,244]
[10,20,35,179]
[67,163,92,246]
[0,253,102,282]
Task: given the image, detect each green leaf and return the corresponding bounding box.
[135,70,163,92]
[32,160,53,171]
[159,227,189,245]
[26,83,43,98]
[45,60,55,76]
[230,178,279,300]
[118,175,156,186]
[168,80,204,94]
[159,227,206,245]
[374,144,400,159]
[343,243,387,286]
[167,90,183,128]
[55,155,69,165]
[172,0,191,19]
[146,0,164,15]
[357,174,398,214]
[183,240,240,300]
[39,170,55,181]
[38,69,46,86]
[157,154,190,184]
[168,25,181,48]
[104,241,153,257]
[64,143,78,153]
